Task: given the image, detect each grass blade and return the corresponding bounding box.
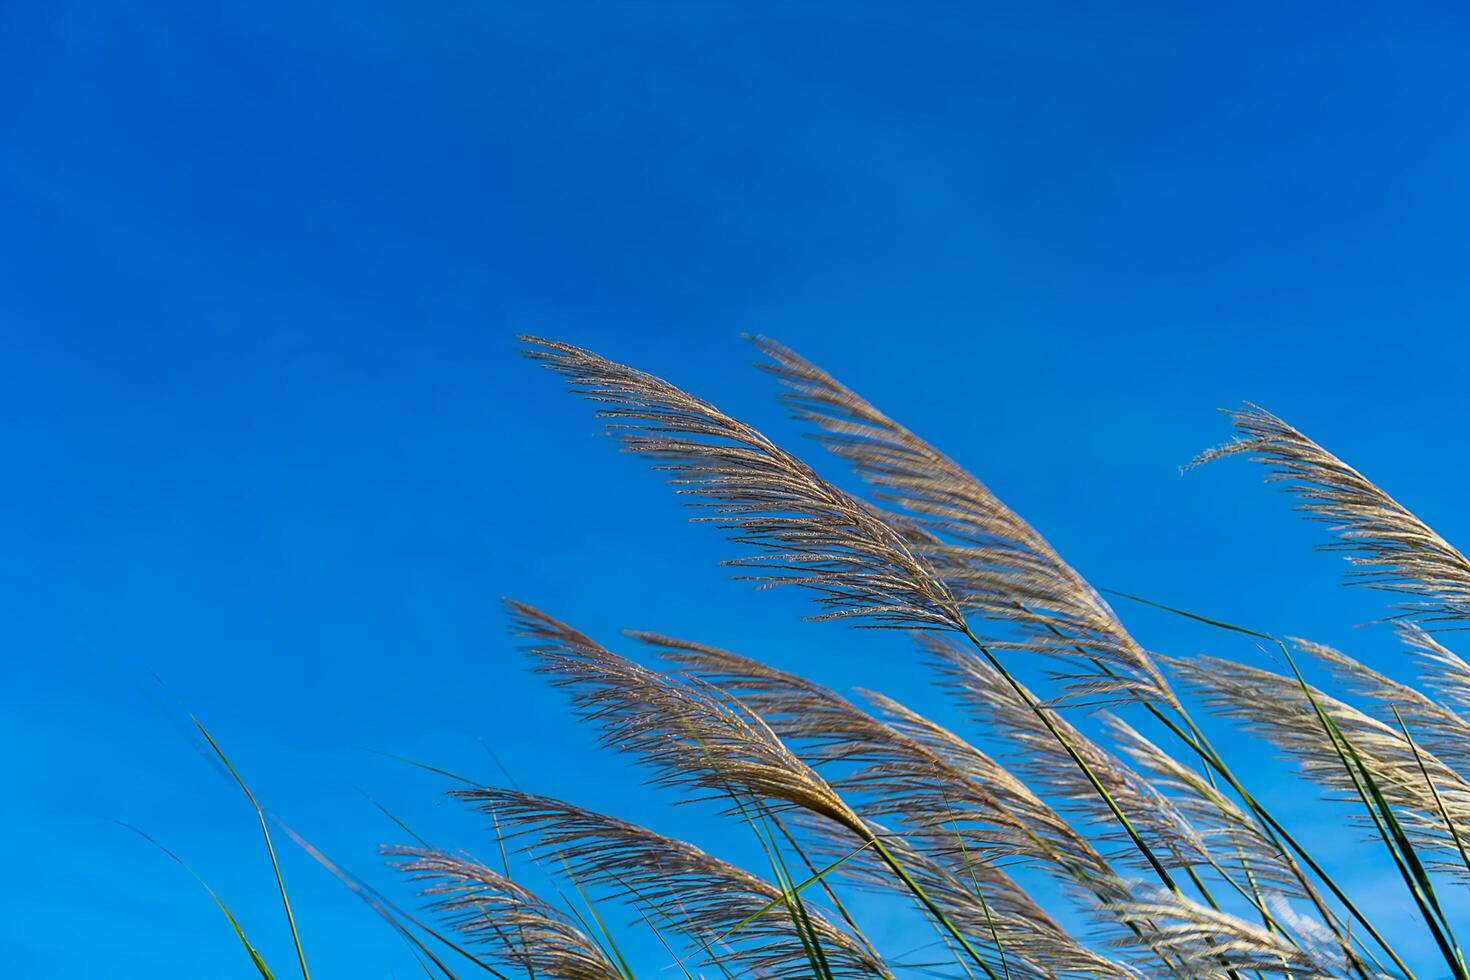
[1393,705,1470,881]
[193,718,311,980]
[122,823,276,979]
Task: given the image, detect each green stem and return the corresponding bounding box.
[870,836,1002,980]
[194,720,310,980]
[1392,706,1470,883]
[958,627,1180,893]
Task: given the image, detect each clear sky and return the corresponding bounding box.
[4,2,1470,976]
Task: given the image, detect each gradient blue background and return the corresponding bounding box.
[5,2,1470,975]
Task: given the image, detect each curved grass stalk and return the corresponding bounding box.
[122,823,278,980]
[950,821,1011,980]
[866,836,1002,980]
[1393,705,1470,881]
[956,625,1181,893]
[192,718,310,980]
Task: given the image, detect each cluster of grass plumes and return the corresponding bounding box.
[184,337,1470,979]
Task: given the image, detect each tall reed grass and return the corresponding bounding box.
[179,337,1470,978]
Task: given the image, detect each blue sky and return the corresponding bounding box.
[4,2,1470,976]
